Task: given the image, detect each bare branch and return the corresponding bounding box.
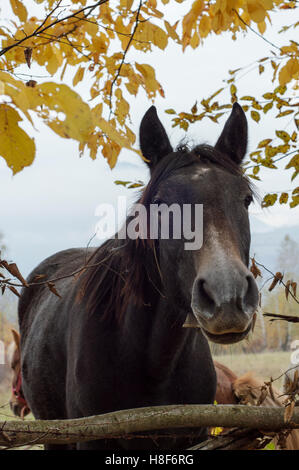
[0,405,299,448]
[263,312,299,323]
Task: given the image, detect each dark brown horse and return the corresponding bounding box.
[18,103,259,449]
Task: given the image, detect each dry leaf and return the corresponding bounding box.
[257,386,268,406]
[268,380,276,402]
[250,258,262,279]
[8,285,21,298]
[47,282,62,299]
[284,400,295,423]
[32,273,46,282]
[285,279,292,300]
[291,281,297,298]
[24,47,32,68]
[1,261,28,287]
[268,272,283,292]
[26,80,37,88]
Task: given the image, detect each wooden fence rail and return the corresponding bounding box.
[1,404,299,448]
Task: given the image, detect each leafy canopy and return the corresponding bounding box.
[0,0,298,206]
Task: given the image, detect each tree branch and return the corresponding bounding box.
[0,0,109,58]
[0,405,298,448]
[108,0,143,114]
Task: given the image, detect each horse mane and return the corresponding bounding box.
[79,145,251,322]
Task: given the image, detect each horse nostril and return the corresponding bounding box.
[243,275,259,312]
[195,279,216,318]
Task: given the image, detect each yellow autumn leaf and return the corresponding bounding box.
[152,25,168,50]
[102,140,121,169]
[0,72,35,125]
[263,102,273,113]
[73,66,85,86]
[257,20,266,34]
[96,117,133,150]
[198,15,211,38]
[135,62,164,98]
[251,110,260,123]
[210,427,223,436]
[258,138,272,148]
[279,58,299,86]
[35,83,93,143]
[164,20,180,42]
[0,104,35,174]
[262,193,278,208]
[247,0,266,24]
[44,44,63,75]
[290,194,299,208]
[9,0,27,22]
[279,192,289,204]
[82,18,98,37]
[275,130,291,143]
[276,109,294,118]
[182,0,204,50]
[285,153,299,171]
[230,84,237,95]
[115,88,130,126]
[190,31,200,48]
[86,133,99,160]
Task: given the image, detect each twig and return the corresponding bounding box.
[0,252,115,290]
[255,261,299,305]
[233,9,288,55]
[0,0,109,57]
[263,312,299,323]
[108,0,143,115]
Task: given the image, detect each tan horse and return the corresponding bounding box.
[8,329,30,419]
[214,361,299,450]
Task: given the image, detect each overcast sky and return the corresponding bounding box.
[0,2,298,276]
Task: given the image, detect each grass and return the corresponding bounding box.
[0,386,43,450]
[212,350,291,390]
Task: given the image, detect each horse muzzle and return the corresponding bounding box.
[188,265,259,344]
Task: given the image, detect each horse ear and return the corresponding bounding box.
[11,329,20,351]
[215,102,248,165]
[139,106,173,170]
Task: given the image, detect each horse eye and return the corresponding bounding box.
[244,195,253,209]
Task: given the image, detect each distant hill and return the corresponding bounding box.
[250,216,299,274]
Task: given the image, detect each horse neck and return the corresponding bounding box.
[114,237,205,380]
[122,294,199,382]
